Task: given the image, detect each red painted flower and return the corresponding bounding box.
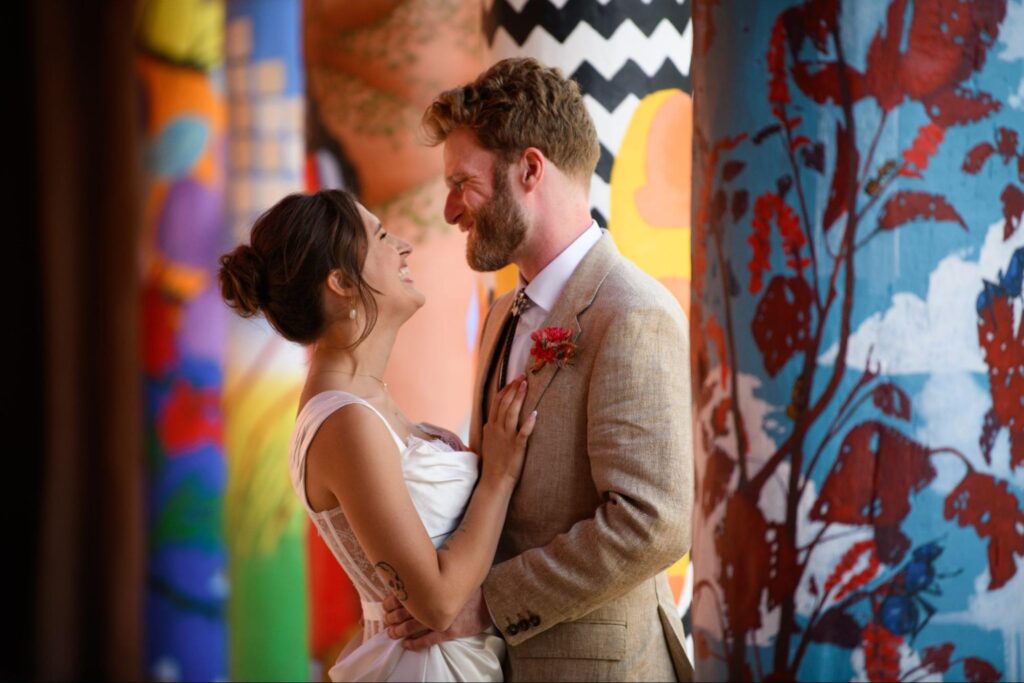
[529,326,578,373]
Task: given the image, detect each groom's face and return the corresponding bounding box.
[443,128,528,272]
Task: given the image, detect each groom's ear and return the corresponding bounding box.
[519,147,545,192]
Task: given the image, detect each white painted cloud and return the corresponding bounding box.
[1010,76,1024,111]
[999,0,1024,62]
[934,559,1024,682]
[820,220,1024,374]
[915,372,1024,493]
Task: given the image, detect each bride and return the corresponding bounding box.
[219,189,535,681]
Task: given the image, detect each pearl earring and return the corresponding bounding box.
[349,306,357,320]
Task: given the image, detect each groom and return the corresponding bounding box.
[384,57,694,681]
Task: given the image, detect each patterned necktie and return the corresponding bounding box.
[498,289,532,389]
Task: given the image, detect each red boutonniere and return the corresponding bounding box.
[529,326,578,374]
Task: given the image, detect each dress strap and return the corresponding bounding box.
[289,391,405,513]
[361,600,385,623]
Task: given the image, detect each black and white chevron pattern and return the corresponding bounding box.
[484,0,692,227]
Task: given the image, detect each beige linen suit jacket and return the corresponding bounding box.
[469,233,694,682]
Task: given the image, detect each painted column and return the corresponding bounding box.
[223,1,310,679]
[690,1,1023,680]
[485,0,697,646]
[137,1,229,680]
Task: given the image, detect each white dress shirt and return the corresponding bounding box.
[506,222,603,381]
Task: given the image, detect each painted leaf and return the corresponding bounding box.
[801,141,825,173]
[898,123,944,178]
[767,18,790,112]
[732,189,749,222]
[923,87,1000,127]
[780,0,839,53]
[879,191,967,231]
[823,121,859,232]
[808,605,861,649]
[871,382,911,421]
[722,160,746,182]
[754,124,781,145]
[716,494,772,634]
[1001,184,1023,240]
[810,421,936,526]
[701,446,735,515]
[944,471,1024,589]
[963,142,996,174]
[921,643,955,675]
[979,408,1000,467]
[963,657,1002,683]
[977,279,1024,471]
[824,539,874,596]
[863,0,1007,111]
[748,193,808,293]
[862,623,903,683]
[752,276,813,377]
[874,523,912,565]
[996,127,1020,163]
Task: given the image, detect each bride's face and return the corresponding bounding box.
[356,203,425,320]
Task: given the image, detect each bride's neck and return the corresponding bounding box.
[309,319,398,381]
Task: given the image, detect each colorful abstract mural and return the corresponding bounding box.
[223,1,310,679]
[691,0,1023,680]
[485,0,697,649]
[138,0,229,679]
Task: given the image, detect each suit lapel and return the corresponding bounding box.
[522,233,619,417]
[470,291,515,452]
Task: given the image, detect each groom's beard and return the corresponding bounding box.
[466,164,528,272]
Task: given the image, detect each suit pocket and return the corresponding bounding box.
[513,619,627,661]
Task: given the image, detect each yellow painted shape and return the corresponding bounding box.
[138,0,225,70]
[609,89,693,290]
[666,552,690,605]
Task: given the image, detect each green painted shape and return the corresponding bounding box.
[228,515,309,681]
[153,474,223,550]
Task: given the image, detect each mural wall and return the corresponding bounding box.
[222,1,310,679]
[484,0,697,647]
[690,0,1023,680]
[138,0,230,679]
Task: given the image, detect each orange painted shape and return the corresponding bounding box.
[635,91,693,229]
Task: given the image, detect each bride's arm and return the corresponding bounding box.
[307,378,536,633]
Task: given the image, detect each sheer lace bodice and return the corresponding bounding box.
[288,391,482,638]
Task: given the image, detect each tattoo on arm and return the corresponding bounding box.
[375,561,409,601]
[437,525,467,553]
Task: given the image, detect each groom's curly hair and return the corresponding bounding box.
[422,57,599,187]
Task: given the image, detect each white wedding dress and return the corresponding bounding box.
[289,391,505,682]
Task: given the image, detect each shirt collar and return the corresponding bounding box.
[519,222,602,312]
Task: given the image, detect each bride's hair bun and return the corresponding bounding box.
[217,190,376,346]
[218,244,267,317]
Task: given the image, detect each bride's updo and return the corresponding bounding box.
[219,189,378,345]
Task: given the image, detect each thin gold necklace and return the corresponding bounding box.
[312,369,388,392]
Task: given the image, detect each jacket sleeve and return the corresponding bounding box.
[481,299,694,645]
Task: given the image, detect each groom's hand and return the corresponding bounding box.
[382,589,492,651]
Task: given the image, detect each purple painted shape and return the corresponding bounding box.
[179,286,227,364]
[157,179,225,268]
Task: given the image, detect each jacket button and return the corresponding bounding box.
[507,624,519,636]
[529,614,540,627]
[518,618,530,632]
